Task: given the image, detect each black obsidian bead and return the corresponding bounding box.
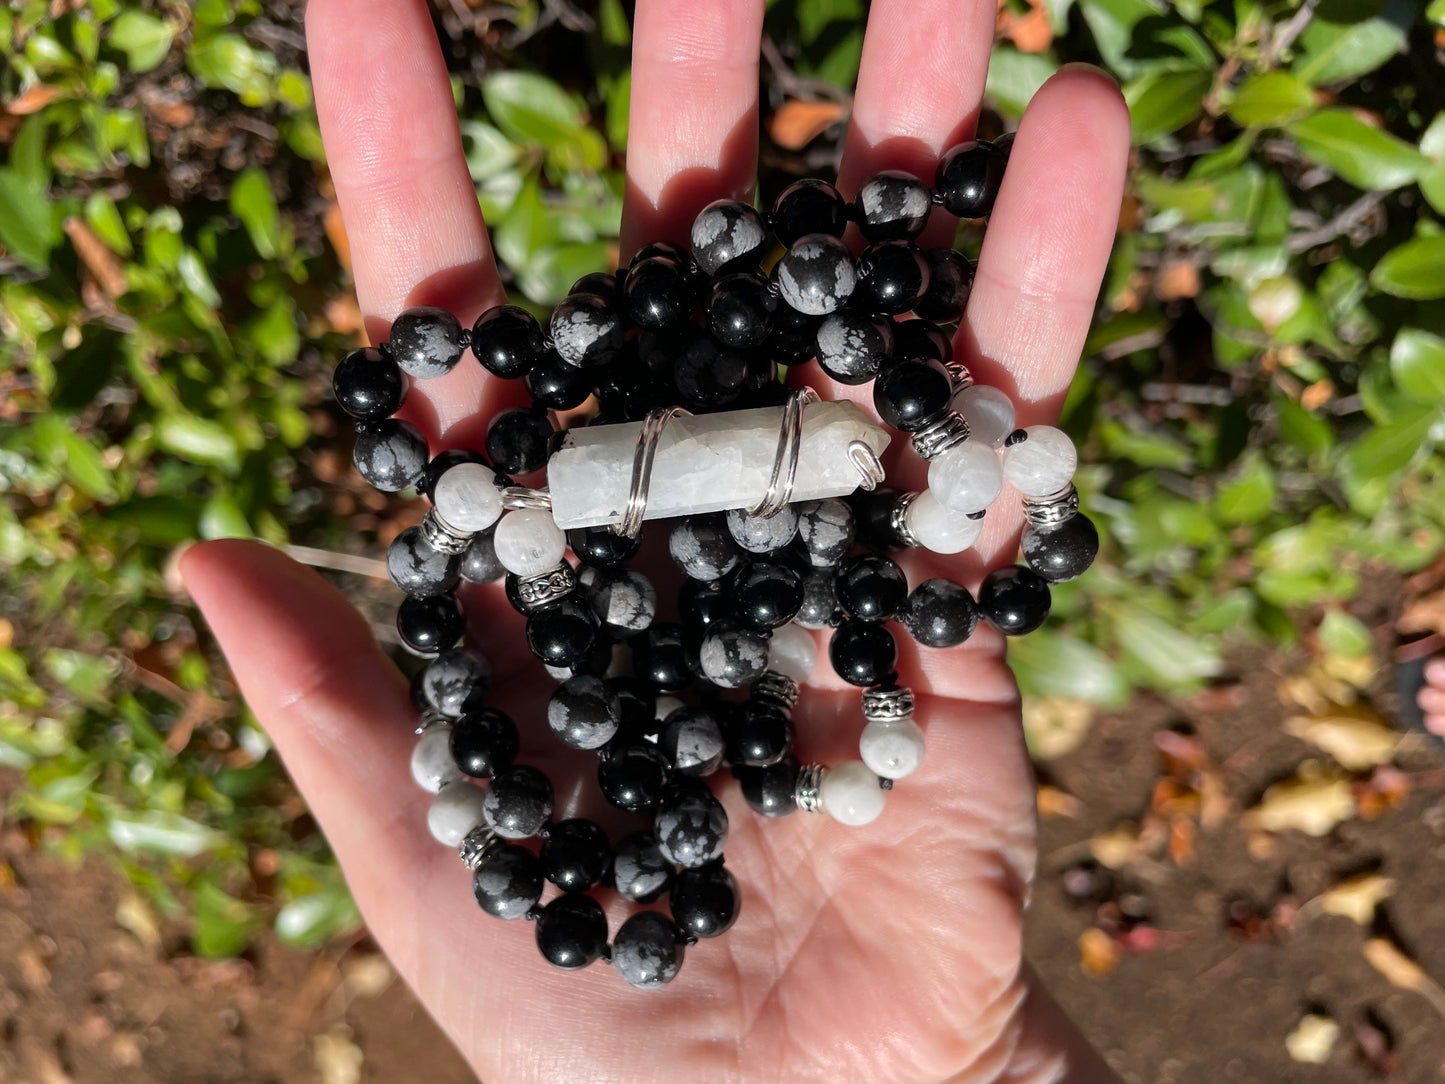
[698,623,771,689]
[1022,513,1100,583]
[630,240,690,270]
[690,199,768,276]
[730,561,804,631]
[387,526,461,598]
[978,565,1051,635]
[547,674,622,750]
[460,528,504,584]
[679,575,729,636]
[625,255,693,331]
[770,178,848,246]
[610,831,675,902]
[334,347,406,422]
[578,566,657,636]
[472,843,544,920]
[550,292,624,369]
[420,448,492,502]
[734,754,800,816]
[449,707,519,779]
[669,515,743,582]
[829,620,898,687]
[485,407,553,475]
[835,554,908,621]
[856,170,932,242]
[891,317,953,365]
[855,241,931,316]
[389,306,465,379]
[353,418,429,492]
[608,676,658,737]
[774,233,858,316]
[569,271,620,299]
[902,578,979,648]
[482,764,554,839]
[525,598,599,668]
[599,742,672,812]
[611,911,685,989]
[524,352,592,410]
[725,702,791,767]
[631,623,696,691]
[653,779,728,868]
[566,525,639,571]
[814,309,893,386]
[935,139,1007,219]
[396,594,465,655]
[417,647,491,718]
[914,249,975,324]
[539,818,611,892]
[673,336,749,410]
[708,273,775,349]
[659,706,726,776]
[470,305,546,379]
[795,498,855,567]
[796,567,843,628]
[534,892,607,969]
[993,132,1015,160]
[873,357,954,431]
[848,486,906,552]
[670,863,740,939]
[770,301,823,364]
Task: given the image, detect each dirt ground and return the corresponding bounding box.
[4,609,1444,1083]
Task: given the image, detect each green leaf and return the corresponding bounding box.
[1390,329,1445,401]
[229,168,280,259]
[1215,456,1276,524]
[32,414,118,501]
[186,33,275,105]
[1286,109,1427,190]
[1109,605,1224,687]
[1342,404,1438,481]
[1431,0,1445,26]
[1370,235,1445,300]
[1318,610,1373,657]
[44,648,116,706]
[274,883,362,949]
[1277,397,1334,456]
[0,167,57,270]
[1009,632,1130,708]
[1227,72,1315,128]
[1293,0,1410,85]
[192,880,260,959]
[481,71,603,172]
[518,241,615,306]
[1420,114,1445,216]
[199,493,252,540]
[110,496,201,544]
[1124,69,1212,145]
[84,191,132,257]
[157,415,240,472]
[108,811,222,857]
[984,49,1058,119]
[108,10,175,72]
[176,248,222,308]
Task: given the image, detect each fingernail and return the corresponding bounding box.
[1057,62,1119,88]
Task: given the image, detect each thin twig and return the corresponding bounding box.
[1285,190,1387,252]
[760,35,853,104]
[284,545,388,579]
[1263,0,1319,68]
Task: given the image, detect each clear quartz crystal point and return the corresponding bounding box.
[547,401,891,530]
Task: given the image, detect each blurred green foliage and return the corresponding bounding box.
[2,0,1443,954]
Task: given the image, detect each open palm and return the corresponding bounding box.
[181,1,1129,1080]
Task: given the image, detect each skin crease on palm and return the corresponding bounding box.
[177,0,1133,1081]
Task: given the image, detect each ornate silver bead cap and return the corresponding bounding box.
[1022,483,1080,528]
[752,669,800,711]
[944,361,974,392]
[419,507,473,554]
[794,762,825,813]
[862,685,915,723]
[516,562,578,608]
[889,491,922,548]
[459,825,501,870]
[910,410,970,461]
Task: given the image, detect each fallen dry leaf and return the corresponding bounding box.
[63,217,128,300]
[1363,939,1445,1022]
[115,893,162,954]
[1242,762,1356,837]
[1090,822,1145,869]
[1285,1013,1339,1065]
[1398,588,1445,636]
[1036,783,1082,819]
[996,0,1053,52]
[1156,259,1201,300]
[6,83,64,115]
[1318,873,1395,926]
[1167,819,1195,867]
[314,1027,364,1084]
[768,100,848,151]
[1284,705,1398,771]
[1078,927,1119,978]
[1301,379,1335,411]
[342,953,394,1000]
[1022,696,1095,760]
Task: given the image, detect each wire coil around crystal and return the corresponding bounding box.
[748,386,819,519]
[615,405,692,539]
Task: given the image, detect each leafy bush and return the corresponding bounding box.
[1,0,1442,954]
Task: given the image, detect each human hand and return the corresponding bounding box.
[181,1,1129,1080]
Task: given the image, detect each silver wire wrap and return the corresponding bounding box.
[614,405,693,539]
[862,685,915,723]
[890,491,922,548]
[747,387,820,519]
[419,508,473,554]
[515,562,577,607]
[794,763,825,813]
[911,410,971,461]
[1022,483,1080,528]
[847,440,886,491]
[752,670,800,712]
[945,362,974,392]
[458,825,501,870]
[415,710,449,735]
[500,486,553,511]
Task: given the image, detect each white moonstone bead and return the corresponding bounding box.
[411,726,462,794]
[819,760,887,826]
[859,718,926,780]
[927,439,1004,516]
[433,462,503,532]
[952,384,1015,449]
[766,623,817,683]
[905,490,985,554]
[427,781,488,846]
[492,508,567,576]
[1002,425,1077,497]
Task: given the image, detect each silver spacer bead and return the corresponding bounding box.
[415,710,450,735]
[458,825,501,870]
[890,491,922,548]
[794,762,825,813]
[752,670,799,712]
[910,410,970,461]
[500,486,553,511]
[420,507,473,554]
[1022,483,1080,528]
[862,685,915,723]
[944,362,974,392]
[515,562,577,607]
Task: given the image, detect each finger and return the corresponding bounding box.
[308,0,504,441]
[618,0,766,259]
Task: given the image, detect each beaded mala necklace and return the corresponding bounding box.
[331,136,1099,990]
